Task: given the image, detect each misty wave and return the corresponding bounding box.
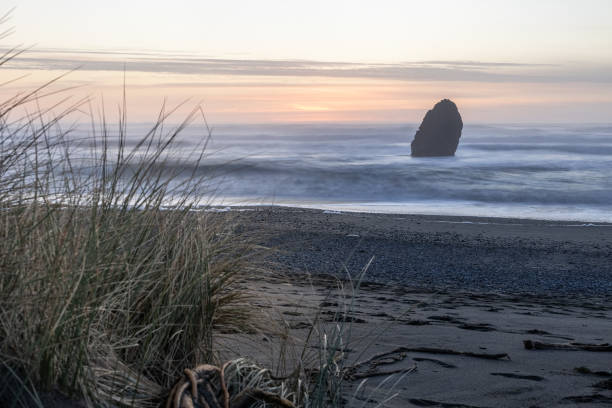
[465,143,612,155]
[65,122,612,221]
[75,158,611,206]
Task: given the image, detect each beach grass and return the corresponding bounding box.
[0,38,263,405]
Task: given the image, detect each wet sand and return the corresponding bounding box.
[216,206,612,407]
[222,273,611,408]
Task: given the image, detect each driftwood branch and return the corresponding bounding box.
[231,389,296,408]
[365,347,509,361]
[343,349,413,380]
[524,340,612,352]
[349,364,418,380]
[166,362,296,408]
[343,345,509,381]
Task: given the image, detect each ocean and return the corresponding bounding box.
[74,123,612,223]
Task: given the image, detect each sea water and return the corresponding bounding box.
[74,123,612,222]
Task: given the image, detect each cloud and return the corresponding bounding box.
[4,48,612,84]
[418,60,554,68]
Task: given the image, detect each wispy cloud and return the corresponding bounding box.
[4,48,612,84]
[418,61,554,68]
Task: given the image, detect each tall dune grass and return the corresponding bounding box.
[0,26,259,407]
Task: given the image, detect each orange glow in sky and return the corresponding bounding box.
[3,1,612,124]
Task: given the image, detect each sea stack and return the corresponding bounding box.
[411,99,463,157]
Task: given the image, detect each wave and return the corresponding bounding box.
[69,156,611,206]
[62,122,612,220]
[465,143,612,155]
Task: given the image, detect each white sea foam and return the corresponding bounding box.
[204,206,232,213]
[431,220,524,226]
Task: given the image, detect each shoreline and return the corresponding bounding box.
[210,204,612,226]
[205,203,612,225]
[202,201,612,224]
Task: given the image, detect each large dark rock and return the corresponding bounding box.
[411,99,463,157]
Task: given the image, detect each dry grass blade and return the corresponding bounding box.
[0,15,262,406]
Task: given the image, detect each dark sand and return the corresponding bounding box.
[229,206,612,299]
[216,207,612,407]
[224,273,611,408]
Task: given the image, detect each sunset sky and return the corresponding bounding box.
[3,1,612,123]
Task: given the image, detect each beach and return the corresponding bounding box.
[216,206,612,407]
[5,2,612,405]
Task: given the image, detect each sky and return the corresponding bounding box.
[2,0,612,123]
